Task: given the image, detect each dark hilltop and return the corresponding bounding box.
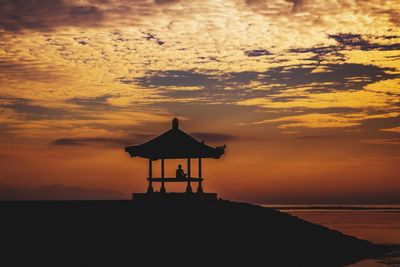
[0,198,396,267]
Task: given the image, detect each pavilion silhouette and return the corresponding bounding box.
[125,118,225,199]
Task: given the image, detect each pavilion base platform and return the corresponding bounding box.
[132,192,218,201]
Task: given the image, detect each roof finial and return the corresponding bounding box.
[172,117,179,129]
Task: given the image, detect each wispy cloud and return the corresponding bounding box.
[380,126,400,134]
[51,135,154,147]
[240,112,400,129]
[364,138,400,145]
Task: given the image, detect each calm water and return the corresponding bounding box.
[264,205,400,267]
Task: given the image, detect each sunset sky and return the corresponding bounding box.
[0,0,399,203]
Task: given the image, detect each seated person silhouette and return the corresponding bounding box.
[176,164,187,179]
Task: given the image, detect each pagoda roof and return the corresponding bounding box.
[125,118,225,160]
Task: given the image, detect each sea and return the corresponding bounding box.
[263,205,400,267]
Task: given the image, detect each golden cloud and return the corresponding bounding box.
[240,112,400,129]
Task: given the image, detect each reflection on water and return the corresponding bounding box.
[287,210,400,244]
[264,205,400,266]
[347,251,400,267]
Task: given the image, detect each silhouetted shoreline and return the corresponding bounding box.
[0,198,396,266]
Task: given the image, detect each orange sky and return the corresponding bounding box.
[0,0,399,203]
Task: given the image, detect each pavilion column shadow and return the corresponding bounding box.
[197,158,203,193]
[147,159,154,193]
[185,158,192,193]
[160,159,166,193]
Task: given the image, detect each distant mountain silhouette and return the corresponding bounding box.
[0,183,129,200]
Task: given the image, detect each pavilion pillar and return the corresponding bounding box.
[147,159,154,193]
[197,158,203,193]
[160,159,166,193]
[185,158,192,193]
